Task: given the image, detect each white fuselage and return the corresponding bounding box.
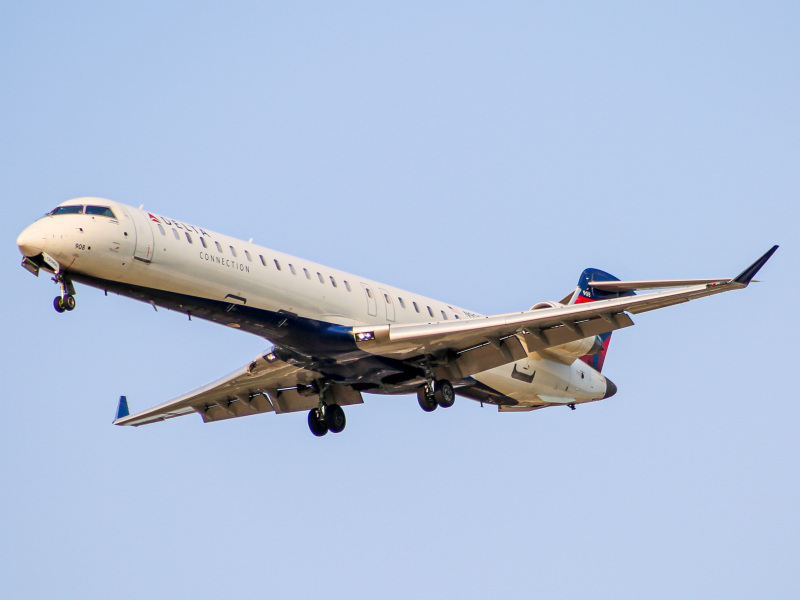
[17,197,611,409]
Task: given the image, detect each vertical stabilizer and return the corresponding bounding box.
[570,268,635,372]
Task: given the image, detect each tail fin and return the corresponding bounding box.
[568,268,635,372]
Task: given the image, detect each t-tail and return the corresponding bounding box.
[568,268,636,372]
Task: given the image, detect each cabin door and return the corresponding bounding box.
[361,283,377,317]
[127,208,156,263]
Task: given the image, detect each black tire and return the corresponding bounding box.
[325,404,346,433]
[434,380,455,408]
[64,295,76,311]
[308,409,328,437]
[53,297,66,313]
[417,387,437,412]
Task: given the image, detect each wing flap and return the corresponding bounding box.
[446,313,635,381]
[114,351,325,426]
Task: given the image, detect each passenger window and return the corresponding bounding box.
[274,259,281,270]
[215,241,223,253]
[441,310,447,320]
[427,306,434,317]
[303,268,310,279]
[172,228,180,240]
[259,255,266,266]
[330,276,337,287]
[317,272,324,283]
[289,264,296,275]
[185,232,192,244]
[399,297,406,308]
[413,301,420,313]
[366,288,373,299]
[86,206,116,218]
[157,224,166,236]
[385,294,391,304]
[229,246,237,257]
[200,237,207,248]
[344,280,351,291]
[245,250,252,261]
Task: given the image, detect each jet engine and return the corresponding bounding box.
[528,301,604,360]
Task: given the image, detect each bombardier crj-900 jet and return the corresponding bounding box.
[17,198,777,437]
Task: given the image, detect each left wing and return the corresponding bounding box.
[113,349,362,426]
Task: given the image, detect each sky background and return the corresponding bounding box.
[2,2,798,598]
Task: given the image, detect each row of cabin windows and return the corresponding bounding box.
[156,223,355,291]
[156,223,459,320]
[368,290,459,320]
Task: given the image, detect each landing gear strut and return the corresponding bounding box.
[307,402,346,437]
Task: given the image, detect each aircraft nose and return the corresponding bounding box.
[17,224,45,257]
[603,377,618,399]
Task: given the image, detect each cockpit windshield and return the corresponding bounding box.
[86,205,116,218]
[47,205,116,218]
[48,205,84,216]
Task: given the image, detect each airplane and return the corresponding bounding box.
[16,197,778,437]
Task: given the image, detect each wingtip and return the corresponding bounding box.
[733,245,779,286]
[114,396,130,424]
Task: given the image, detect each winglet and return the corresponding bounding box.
[114,396,130,423]
[733,245,779,286]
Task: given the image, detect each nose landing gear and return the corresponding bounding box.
[52,272,76,313]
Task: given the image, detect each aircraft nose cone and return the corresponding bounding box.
[17,224,45,257]
[603,378,618,399]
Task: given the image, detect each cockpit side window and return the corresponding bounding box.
[86,206,116,218]
[49,206,84,216]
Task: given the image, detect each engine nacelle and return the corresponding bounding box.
[530,301,565,310]
[545,336,604,359]
[528,300,604,361]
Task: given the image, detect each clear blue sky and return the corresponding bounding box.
[2,2,797,598]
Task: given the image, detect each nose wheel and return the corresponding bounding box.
[53,294,76,313]
[52,272,76,313]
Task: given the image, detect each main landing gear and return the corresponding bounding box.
[417,379,455,412]
[307,402,346,437]
[52,273,76,313]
